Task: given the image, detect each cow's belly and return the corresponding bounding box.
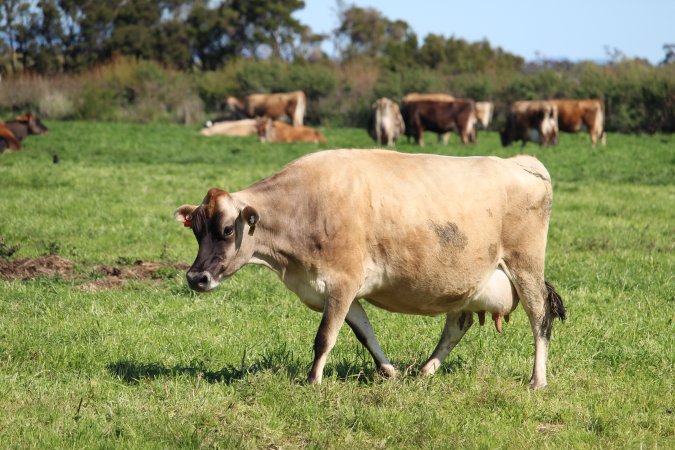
[361,266,518,317]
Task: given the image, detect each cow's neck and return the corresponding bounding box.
[235,186,306,279]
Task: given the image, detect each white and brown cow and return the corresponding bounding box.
[174,149,566,388]
[500,100,559,147]
[225,91,306,126]
[549,99,606,147]
[367,97,405,146]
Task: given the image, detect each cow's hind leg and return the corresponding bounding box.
[420,311,474,376]
[346,301,396,378]
[514,274,566,389]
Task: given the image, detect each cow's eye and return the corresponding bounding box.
[224,225,234,236]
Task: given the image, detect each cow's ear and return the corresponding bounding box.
[174,204,197,228]
[241,206,260,235]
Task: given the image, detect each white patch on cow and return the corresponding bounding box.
[466,266,518,315]
[205,120,213,128]
[283,271,328,311]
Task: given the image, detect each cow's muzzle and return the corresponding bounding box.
[186,270,218,292]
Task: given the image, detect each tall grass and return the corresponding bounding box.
[0,124,672,448]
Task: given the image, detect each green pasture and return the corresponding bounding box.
[0,123,673,448]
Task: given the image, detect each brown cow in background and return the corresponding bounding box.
[0,124,21,151]
[402,93,455,144]
[226,91,306,126]
[402,99,476,146]
[549,99,606,147]
[257,118,326,143]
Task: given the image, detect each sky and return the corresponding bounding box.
[294,0,674,64]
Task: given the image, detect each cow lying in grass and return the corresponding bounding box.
[256,119,327,144]
[175,149,566,388]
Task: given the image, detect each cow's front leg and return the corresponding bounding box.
[420,311,473,376]
[346,301,396,379]
[307,294,352,384]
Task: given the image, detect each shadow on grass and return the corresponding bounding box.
[107,356,464,384]
[108,352,467,385]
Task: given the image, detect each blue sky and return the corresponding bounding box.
[294,0,674,64]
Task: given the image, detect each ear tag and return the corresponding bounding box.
[183,215,192,228]
[248,215,256,235]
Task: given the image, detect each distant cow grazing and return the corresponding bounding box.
[199,119,258,137]
[549,99,606,147]
[368,97,405,146]
[0,112,48,151]
[174,149,566,388]
[225,91,306,126]
[500,101,558,147]
[257,118,326,143]
[402,99,477,145]
[4,112,48,142]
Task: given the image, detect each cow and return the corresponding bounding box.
[474,101,494,129]
[402,99,477,145]
[0,124,21,152]
[3,112,48,142]
[174,149,566,389]
[256,118,326,144]
[367,97,405,146]
[402,93,456,144]
[500,101,558,148]
[199,119,258,137]
[549,99,606,147]
[225,91,306,126]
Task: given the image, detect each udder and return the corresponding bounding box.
[466,267,518,333]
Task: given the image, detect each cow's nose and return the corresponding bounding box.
[186,270,213,291]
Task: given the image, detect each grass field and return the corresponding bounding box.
[0,122,673,448]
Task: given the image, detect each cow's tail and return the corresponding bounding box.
[545,280,566,321]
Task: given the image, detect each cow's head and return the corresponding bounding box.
[256,118,272,142]
[16,112,48,135]
[174,188,260,292]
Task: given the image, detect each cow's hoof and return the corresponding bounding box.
[306,374,322,385]
[529,380,548,390]
[419,361,440,377]
[377,364,397,379]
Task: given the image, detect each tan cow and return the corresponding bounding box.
[500,100,559,147]
[474,101,494,129]
[174,149,566,388]
[225,91,306,126]
[549,99,606,147]
[199,119,258,137]
[367,97,405,146]
[257,118,326,143]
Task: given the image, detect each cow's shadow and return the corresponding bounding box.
[107,353,466,385]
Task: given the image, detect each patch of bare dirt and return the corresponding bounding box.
[0,255,74,280]
[0,256,189,291]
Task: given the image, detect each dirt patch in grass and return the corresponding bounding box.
[0,256,189,291]
[0,255,75,280]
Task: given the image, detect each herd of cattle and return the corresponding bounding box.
[200,90,606,148]
[0,92,605,151]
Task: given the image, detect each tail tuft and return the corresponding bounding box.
[545,280,566,321]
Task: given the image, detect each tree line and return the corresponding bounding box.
[0,0,524,75]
